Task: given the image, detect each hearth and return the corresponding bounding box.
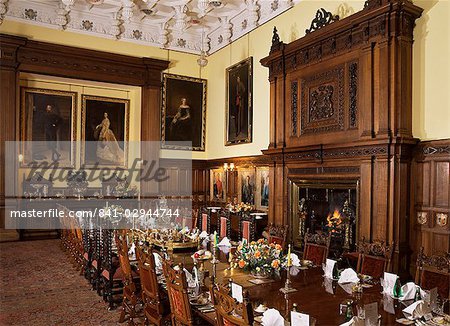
[290,180,358,257]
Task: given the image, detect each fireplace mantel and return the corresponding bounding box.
[260,0,423,276]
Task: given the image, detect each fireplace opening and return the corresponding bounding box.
[290,179,359,258]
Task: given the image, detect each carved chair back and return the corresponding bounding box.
[356,237,394,279]
[191,208,199,230]
[162,260,194,326]
[137,245,168,325]
[219,209,231,239]
[212,284,254,326]
[199,207,211,234]
[267,223,288,249]
[303,230,331,266]
[239,212,255,242]
[415,247,450,300]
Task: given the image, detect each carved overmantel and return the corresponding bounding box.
[260,0,423,277]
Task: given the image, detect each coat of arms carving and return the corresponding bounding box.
[417,211,428,225]
[436,212,448,227]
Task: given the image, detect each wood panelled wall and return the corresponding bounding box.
[411,140,450,258]
[160,155,271,208]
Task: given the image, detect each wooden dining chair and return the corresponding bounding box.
[115,230,142,324]
[162,260,195,326]
[356,237,394,279]
[239,213,255,242]
[199,207,211,234]
[211,284,254,326]
[266,223,288,249]
[303,230,331,266]
[218,209,231,239]
[415,247,450,300]
[136,245,170,326]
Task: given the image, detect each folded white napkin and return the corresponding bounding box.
[199,231,208,238]
[399,282,427,301]
[261,308,285,326]
[128,242,136,259]
[290,266,300,276]
[153,252,163,274]
[324,259,337,278]
[183,268,197,288]
[382,272,399,295]
[323,277,334,294]
[338,268,359,284]
[218,237,231,247]
[290,253,301,267]
[220,246,230,255]
[402,300,431,319]
[290,311,309,326]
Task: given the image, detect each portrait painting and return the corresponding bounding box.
[20,87,77,167]
[81,95,129,168]
[237,168,256,205]
[161,73,207,151]
[210,169,226,202]
[255,167,269,210]
[226,57,253,145]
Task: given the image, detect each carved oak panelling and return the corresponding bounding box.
[349,61,358,128]
[309,84,334,121]
[300,65,344,135]
[291,80,298,136]
[422,145,450,155]
[288,166,360,175]
[284,145,388,161]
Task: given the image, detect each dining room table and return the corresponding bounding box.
[165,248,427,325]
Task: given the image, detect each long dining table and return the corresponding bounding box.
[168,249,409,325]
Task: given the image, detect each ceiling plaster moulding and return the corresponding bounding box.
[4,0,299,55]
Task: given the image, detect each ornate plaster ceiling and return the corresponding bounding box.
[1,0,299,55]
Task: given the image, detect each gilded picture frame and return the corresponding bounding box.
[81,95,129,168]
[20,87,77,168]
[255,166,269,211]
[161,73,207,151]
[210,168,226,202]
[225,57,253,146]
[237,168,256,205]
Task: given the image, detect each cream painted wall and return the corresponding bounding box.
[412,0,450,140]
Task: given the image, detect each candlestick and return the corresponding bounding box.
[280,244,297,294]
[287,244,292,267]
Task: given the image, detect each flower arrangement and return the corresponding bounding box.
[235,239,285,277]
[227,202,254,213]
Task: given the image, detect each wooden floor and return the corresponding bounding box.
[0,239,120,326]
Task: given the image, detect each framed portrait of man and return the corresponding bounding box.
[225,57,253,145]
[81,95,129,168]
[161,73,207,151]
[237,168,256,205]
[255,167,269,211]
[20,87,77,167]
[210,169,226,202]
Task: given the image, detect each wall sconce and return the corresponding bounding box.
[18,154,24,163]
[223,163,235,171]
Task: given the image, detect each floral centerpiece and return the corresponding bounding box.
[226,202,254,213]
[235,239,285,278]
